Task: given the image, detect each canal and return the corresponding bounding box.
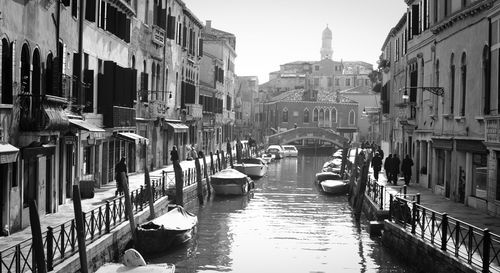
[148,153,417,272]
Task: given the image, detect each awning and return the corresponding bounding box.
[43,104,69,130]
[166,122,189,133]
[0,143,19,164]
[69,119,105,132]
[117,132,148,144]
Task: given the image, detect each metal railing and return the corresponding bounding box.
[389,195,500,273]
[1,173,169,272]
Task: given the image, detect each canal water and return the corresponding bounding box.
[148,153,417,273]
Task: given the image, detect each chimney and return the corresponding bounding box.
[206,20,212,29]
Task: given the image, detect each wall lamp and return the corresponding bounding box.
[399,86,444,97]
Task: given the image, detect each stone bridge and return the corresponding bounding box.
[268,127,349,147]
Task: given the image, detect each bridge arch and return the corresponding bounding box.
[268,127,349,148]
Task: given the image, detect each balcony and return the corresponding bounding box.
[148,99,169,118]
[485,115,500,144]
[223,109,235,123]
[18,94,70,131]
[215,113,223,125]
[106,106,135,128]
[185,104,203,120]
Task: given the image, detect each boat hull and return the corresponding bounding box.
[212,183,251,195]
[320,180,349,195]
[96,263,175,273]
[135,206,197,254]
[211,168,254,196]
[233,163,267,178]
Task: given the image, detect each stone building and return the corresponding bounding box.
[199,20,236,155]
[234,76,258,141]
[381,0,500,216]
[262,88,358,144]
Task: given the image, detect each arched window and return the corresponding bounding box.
[1,38,13,104]
[483,46,490,115]
[282,108,288,123]
[450,53,455,114]
[303,108,309,123]
[131,55,135,69]
[460,52,467,116]
[20,44,31,94]
[349,110,355,125]
[45,53,53,96]
[319,109,324,126]
[313,108,318,122]
[324,109,330,127]
[331,108,337,123]
[32,49,41,97]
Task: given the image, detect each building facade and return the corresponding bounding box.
[381,0,500,216]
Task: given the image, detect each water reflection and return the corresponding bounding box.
[148,154,416,273]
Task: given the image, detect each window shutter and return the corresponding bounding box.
[182,25,187,48]
[167,16,175,39]
[199,38,203,57]
[83,69,94,112]
[85,0,96,22]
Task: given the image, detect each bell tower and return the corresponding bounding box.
[321,25,333,60]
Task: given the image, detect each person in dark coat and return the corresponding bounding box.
[115,157,127,196]
[371,152,383,180]
[401,155,414,185]
[391,154,401,185]
[384,154,392,183]
[377,147,384,160]
[170,145,179,162]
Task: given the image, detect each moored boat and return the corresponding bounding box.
[135,206,197,254]
[211,168,254,195]
[233,157,268,178]
[260,153,274,164]
[320,179,349,195]
[96,249,175,273]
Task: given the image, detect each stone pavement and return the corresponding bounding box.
[369,168,500,236]
[0,158,202,252]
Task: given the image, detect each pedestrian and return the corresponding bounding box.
[384,154,393,183]
[114,157,128,196]
[401,154,414,185]
[371,152,383,181]
[377,146,384,160]
[170,145,179,163]
[391,154,401,185]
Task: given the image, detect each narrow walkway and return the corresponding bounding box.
[369,169,500,236]
[0,158,202,251]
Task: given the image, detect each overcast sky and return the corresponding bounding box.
[186,0,408,84]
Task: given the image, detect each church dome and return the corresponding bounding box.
[322,26,332,39]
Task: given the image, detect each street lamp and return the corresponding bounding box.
[402,89,409,101]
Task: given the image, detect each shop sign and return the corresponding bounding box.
[0,152,17,164]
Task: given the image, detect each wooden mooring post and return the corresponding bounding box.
[200,151,212,197]
[195,157,204,204]
[227,142,234,168]
[29,200,47,273]
[354,160,370,220]
[173,159,184,207]
[121,173,137,242]
[210,152,215,175]
[72,185,89,273]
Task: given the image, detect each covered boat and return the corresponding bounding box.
[316,172,349,195]
[211,168,254,195]
[260,153,274,164]
[135,206,197,254]
[233,157,268,178]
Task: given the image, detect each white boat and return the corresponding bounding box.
[320,179,349,195]
[96,249,175,273]
[260,153,274,164]
[211,168,254,196]
[233,158,268,178]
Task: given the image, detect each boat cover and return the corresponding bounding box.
[321,179,347,187]
[148,206,197,231]
[316,172,342,182]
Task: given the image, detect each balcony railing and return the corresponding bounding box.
[111,106,135,128]
[148,100,169,118]
[185,104,203,120]
[18,94,69,131]
[485,115,500,143]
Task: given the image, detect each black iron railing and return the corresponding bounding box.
[389,195,500,273]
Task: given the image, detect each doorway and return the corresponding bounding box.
[65,144,73,198]
[45,156,52,214]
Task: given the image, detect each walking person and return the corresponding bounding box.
[401,155,414,185]
[384,154,393,183]
[391,154,401,185]
[371,152,383,181]
[115,157,128,196]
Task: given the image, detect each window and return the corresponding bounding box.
[72,0,78,18]
[331,108,337,123]
[434,60,439,116]
[436,149,445,186]
[1,38,13,104]
[450,53,455,114]
[328,77,332,87]
[335,79,339,86]
[282,108,288,122]
[313,108,318,122]
[348,110,355,125]
[303,109,309,123]
[483,46,491,115]
[346,78,351,86]
[314,78,319,87]
[324,109,330,127]
[319,109,324,126]
[83,146,93,175]
[460,52,467,116]
[471,153,487,199]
